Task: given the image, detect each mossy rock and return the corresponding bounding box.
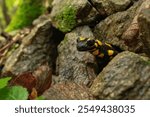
[54,5,77,32]
[50,0,92,33]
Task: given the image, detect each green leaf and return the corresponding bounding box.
[0,86,29,100]
[36,96,45,100]
[0,77,11,89]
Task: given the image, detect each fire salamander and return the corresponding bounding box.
[77,37,119,73]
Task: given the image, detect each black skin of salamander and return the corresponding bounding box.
[76,37,119,73]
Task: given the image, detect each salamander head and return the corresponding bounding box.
[76,37,96,51]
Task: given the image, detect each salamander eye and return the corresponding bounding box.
[87,39,95,46]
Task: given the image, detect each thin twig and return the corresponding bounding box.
[0,37,20,55]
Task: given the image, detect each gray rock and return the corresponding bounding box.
[2,19,53,75]
[90,0,132,16]
[32,15,50,26]
[122,0,150,53]
[90,51,150,99]
[43,81,94,100]
[0,36,7,48]
[138,8,150,57]
[94,0,143,51]
[50,0,93,32]
[56,26,97,86]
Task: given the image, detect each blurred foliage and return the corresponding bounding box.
[0,77,45,100]
[0,77,11,89]
[0,86,28,100]
[6,0,19,10]
[0,0,19,31]
[0,77,29,100]
[5,0,45,32]
[36,96,45,100]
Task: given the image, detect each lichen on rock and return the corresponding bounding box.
[2,19,53,75]
[43,81,94,100]
[56,26,96,86]
[94,0,143,52]
[90,51,150,99]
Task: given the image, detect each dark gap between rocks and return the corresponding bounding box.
[49,27,65,75]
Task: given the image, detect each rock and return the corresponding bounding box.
[56,26,97,86]
[50,0,95,32]
[90,0,132,16]
[33,62,52,96]
[0,36,7,48]
[94,0,143,51]
[138,8,150,57]
[90,51,150,99]
[2,19,53,75]
[43,81,94,100]
[32,15,50,26]
[122,0,150,53]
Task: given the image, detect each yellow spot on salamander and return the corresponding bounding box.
[98,53,104,58]
[94,43,98,47]
[79,37,85,41]
[108,50,114,56]
[96,40,102,46]
[92,50,99,55]
[105,43,112,48]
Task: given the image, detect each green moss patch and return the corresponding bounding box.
[55,5,77,32]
